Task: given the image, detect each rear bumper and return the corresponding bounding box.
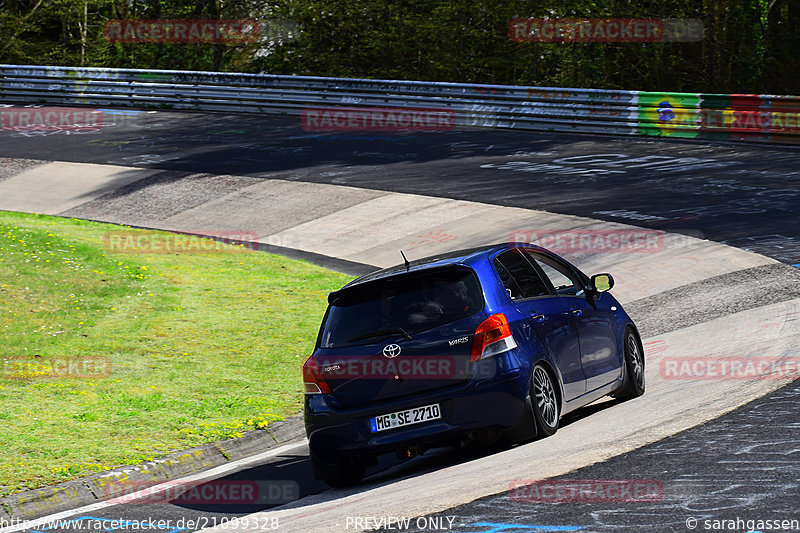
[304,358,529,464]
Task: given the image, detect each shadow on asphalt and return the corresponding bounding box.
[166,396,627,517]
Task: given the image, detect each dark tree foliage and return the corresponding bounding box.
[0,0,797,94]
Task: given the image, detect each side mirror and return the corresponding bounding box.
[591,273,614,293]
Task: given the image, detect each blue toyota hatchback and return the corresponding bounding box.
[303,243,645,486]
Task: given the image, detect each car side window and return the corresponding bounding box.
[526,252,585,297]
[495,261,524,300]
[494,250,550,300]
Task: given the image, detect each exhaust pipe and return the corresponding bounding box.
[396,445,424,461]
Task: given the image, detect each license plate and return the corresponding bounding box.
[370,403,441,433]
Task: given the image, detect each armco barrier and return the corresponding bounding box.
[1,64,798,144]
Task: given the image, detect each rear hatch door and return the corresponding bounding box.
[314,266,486,408]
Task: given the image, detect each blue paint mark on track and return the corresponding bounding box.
[96,109,143,115]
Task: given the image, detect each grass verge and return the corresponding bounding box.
[0,211,353,497]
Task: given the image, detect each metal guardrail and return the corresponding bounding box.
[1,64,799,144]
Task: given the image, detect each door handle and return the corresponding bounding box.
[571,309,583,317]
[530,312,545,322]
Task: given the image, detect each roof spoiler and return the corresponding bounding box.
[327,290,341,305]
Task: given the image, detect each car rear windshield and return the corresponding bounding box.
[319,266,484,348]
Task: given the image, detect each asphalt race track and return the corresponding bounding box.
[0,108,799,533]
[0,109,798,265]
[383,379,800,533]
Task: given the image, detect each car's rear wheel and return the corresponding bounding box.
[310,455,366,487]
[613,328,645,400]
[531,364,559,438]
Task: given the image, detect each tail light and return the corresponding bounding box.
[471,313,518,363]
[302,356,332,394]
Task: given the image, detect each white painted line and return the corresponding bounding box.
[0,440,309,533]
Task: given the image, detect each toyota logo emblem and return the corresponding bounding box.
[383,344,402,358]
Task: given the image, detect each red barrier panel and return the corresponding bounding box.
[697,93,800,144]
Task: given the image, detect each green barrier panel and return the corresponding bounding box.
[698,93,732,141]
[698,94,731,109]
[637,92,700,138]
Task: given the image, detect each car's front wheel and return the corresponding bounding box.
[531,363,559,438]
[613,328,646,400]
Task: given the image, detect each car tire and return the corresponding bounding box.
[613,328,646,400]
[531,363,559,438]
[310,455,366,487]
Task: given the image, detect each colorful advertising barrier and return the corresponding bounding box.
[637,92,800,143]
[1,65,798,145]
[637,92,701,138]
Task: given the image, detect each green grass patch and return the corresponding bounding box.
[0,211,353,496]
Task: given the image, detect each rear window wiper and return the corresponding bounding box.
[348,327,413,343]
